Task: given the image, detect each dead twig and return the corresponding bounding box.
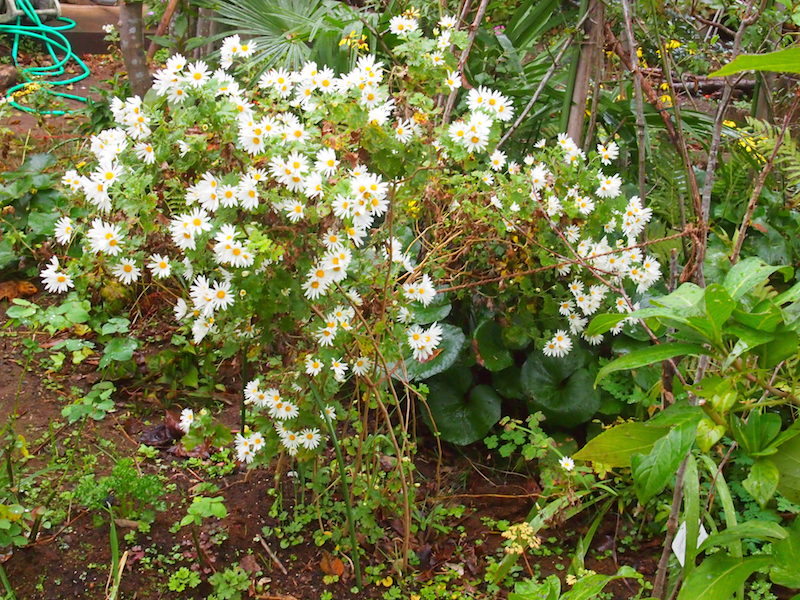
[257,535,288,575]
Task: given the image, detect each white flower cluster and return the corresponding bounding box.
[513,135,660,356]
[242,379,322,457]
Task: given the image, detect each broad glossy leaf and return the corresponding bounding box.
[573,422,669,468]
[771,518,800,587]
[730,413,782,457]
[423,379,501,445]
[521,350,599,428]
[474,319,513,372]
[771,435,800,503]
[775,282,800,305]
[492,366,525,400]
[698,521,787,553]
[743,459,779,507]
[412,296,451,324]
[653,283,705,313]
[710,47,800,76]
[631,422,696,504]
[677,555,771,600]
[723,257,786,300]
[595,343,707,386]
[704,284,734,343]
[757,331,800,368]
[400,324,466,381]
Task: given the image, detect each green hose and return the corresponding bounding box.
[1,0,90,114]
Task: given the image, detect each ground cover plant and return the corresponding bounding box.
[2,0,800,599]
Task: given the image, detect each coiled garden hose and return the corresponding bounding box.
[1,0,90,114]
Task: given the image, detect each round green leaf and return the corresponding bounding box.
[401,324,466,381]
[423,379,501,445]
[474,319,513,372]
[521,351,600,427]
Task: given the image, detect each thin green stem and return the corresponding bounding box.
[0,561,16,600]
[310,385,362,589]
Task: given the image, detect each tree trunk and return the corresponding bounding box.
[119,1,152,97]
[195,8,218,59]
[567,0,604,145]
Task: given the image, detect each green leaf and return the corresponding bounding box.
[678,555,772,600]
[509,576,561,600]
[20,153,56,173]
[771,518,800,588]
[704,284,734,344]
[6,301,37,319]
[474,319,513,372]
[573,422,669,468]
[723,257,786,300]
[595,343,707,386]
[99,338,138,369]
[411,296,451,324]
[730,412,782,457]
[770,435,800,503]
[398,324,466,381]
[561,566,640,600]
[631,422,696,504]
[0,238,17,270]
[585,313,628,337]
[654,283,705,313]
[521,350,600,428]
[710,47,800,77]
[743,459,780,507]
[698,521,787,553]
[422,379,501,446]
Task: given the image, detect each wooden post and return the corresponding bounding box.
[119,1,152,97]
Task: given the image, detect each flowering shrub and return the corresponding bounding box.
[42,11,659,464]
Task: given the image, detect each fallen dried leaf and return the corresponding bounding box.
[320,551,345,577]
[0,280,37,302]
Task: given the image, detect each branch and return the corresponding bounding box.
[730,91,800,264]
[441,0,490,126]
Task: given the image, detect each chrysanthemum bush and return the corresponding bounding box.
[42,12,660,468]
